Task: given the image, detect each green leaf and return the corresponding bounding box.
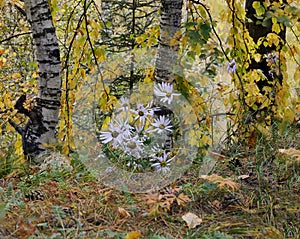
[252,1,265,16]
[188,30,200,42]
[200,23,211,40]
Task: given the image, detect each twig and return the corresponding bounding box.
[0,32,32,44]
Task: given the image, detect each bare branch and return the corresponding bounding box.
[0,32,32,44]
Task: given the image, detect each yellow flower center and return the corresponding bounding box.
[128,141,136,149]
[112,131,119,138]
[159,124,165,129]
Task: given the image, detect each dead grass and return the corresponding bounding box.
[0,125,299,239]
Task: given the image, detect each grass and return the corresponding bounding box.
[0,123,299,238]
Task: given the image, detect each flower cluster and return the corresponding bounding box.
[99,82,180,173]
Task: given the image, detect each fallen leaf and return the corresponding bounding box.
[212,199,221,209]
[238,174,250,180]
[200,174,240,191]
[126,231,142,239]
[118,207,131,218]
[279,148,300,163]
[176,193,191,206]
[182,212,202,229]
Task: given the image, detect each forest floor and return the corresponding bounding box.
[0,124,299,239]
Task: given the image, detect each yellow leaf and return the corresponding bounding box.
[101,116,110,130]
[32,71,38,78]
[14,135,23,156]
[80,68,86,78]
[125,231,141,239]
[199,134,211,147]
[95,47,106,62]
[136,36,144,44]
[200,174,240,191]
[283,108,295,123]
[272,22,281,34]
[253,53,261,62]
[12,72,21,78]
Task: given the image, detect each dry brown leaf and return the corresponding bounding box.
[200,174,240,191]
[279,148,300,163]
[125,231,142,239]
[182,212,202,229]
[212,199,222,209]
[176,193,191,206]
[118,207,131,218]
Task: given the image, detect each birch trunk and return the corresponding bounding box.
[155,0,183,83]
[153,0,183,149]
[14,0,62,160]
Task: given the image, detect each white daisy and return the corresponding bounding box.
[118,96,130,111]
[149,143,166,159]
[131,102,154,124]
[151,151,174,174]
[115,118,133,138]
[154,82,180,104]
[99,124,124,148]
[99,118,132,148]
[123,136,143,158]
[151,115,173,134]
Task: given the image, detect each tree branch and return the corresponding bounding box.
[0,32,32,44]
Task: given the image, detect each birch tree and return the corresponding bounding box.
[155,0,183,84]
[9,0,62,161]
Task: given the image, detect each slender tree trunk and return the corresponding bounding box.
[155,0,183,83]
[10,0,62,160]
[154,0,183,149]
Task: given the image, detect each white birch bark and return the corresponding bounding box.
[21,0,62,159]
[155,0,183,83]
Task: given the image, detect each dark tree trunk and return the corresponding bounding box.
[245,0,286,117]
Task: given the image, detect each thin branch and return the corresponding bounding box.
[83,0,108,98]
[0,32,32,44]
[190,0,229,61]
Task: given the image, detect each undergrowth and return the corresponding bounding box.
[0,123,299,238]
